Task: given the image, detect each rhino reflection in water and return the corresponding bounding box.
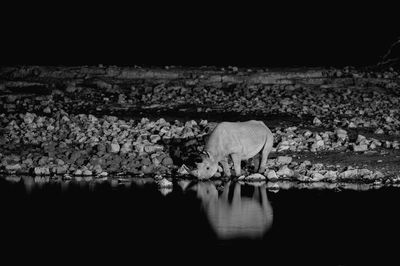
[192,181,273,239]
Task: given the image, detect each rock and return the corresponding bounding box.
[22,158,33,167]
[266,170,278,179]
[150,134,161,143]
[120,142,132,154]
[34,166,50,175]
[66,84,77,93]
[385,116,394,123]
[144,145,163,153]
[385,141,392,148]
[311,172,325,181]
[353,144,368,152]
[110,142,120,153]
[276,156,293,165]
[374,128,384,134]
[82,169,92,176]
[335,128,348,141]
[96,143,107,154]
[348,122,357,128]
[311,140,325,151]
[372,171,384,179]
[23,113,35,124]
[93,164,103,174]
[276,165,294,178]
[43,107,51,114]
[356,134,367,144]
[339,169,359,179]
[56,159,65,166]
[55,166,67,175]
[311,163,324,171]
[178,164,190,175]
[142,165,154,174]
[74,169,83,176]
[393,141,400,149]
[162,157,173,166]
[358,168,373,178]
[140,157,151,166]
[303,130,313,138]
[324,170,338,180]
[369,143,377,149]
[242,173,266,180]
[5,163,22,172]
[277,141,290,152]
[313,117,322,126]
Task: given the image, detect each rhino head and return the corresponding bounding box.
[191,151,219,180]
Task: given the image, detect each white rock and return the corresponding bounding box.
[373,171,385,179]
[335,128,348,141]
[276,156,293,165]
[177,164,190,175]
[311,172,325,181]
[150,134,161,143]
[242,173,266,180]
[324,170,338,179]
[303,130,313,138]
[353,144,368,152]
[266,170,278,179]
[5,164,21,171]
[313,117,322,126]
[110,142,120,153]
[120,142,132,154]
[348,122,357,128]
[83,169,92,176]
[43,107,51,114]
[74,169,83,176]
[276,165,294,177]
[340,169,359,179]
[277,141,290,152]
[311,140,325,151]
[356,134,367,143]
[34,167,50,175]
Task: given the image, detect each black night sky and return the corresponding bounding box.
[1,2,399,67]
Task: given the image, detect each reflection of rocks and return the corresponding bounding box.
[191,181,273,240]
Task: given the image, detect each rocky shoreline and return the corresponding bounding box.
[1,66,399,186]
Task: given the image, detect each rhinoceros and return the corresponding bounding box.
[192,120,274,179]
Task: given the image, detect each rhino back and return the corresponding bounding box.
[206,120,269,159]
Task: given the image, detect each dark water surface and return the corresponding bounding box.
[1,176,400,264]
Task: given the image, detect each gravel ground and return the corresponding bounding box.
[1,65,399,187]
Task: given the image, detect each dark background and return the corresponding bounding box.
[1,2,399,67]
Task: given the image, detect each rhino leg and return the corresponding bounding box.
[231,153,242,176]
[220,158,231,177]
[259,135,274,174]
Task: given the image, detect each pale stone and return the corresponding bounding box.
[266,170,278,179]
[276,156,293,165]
